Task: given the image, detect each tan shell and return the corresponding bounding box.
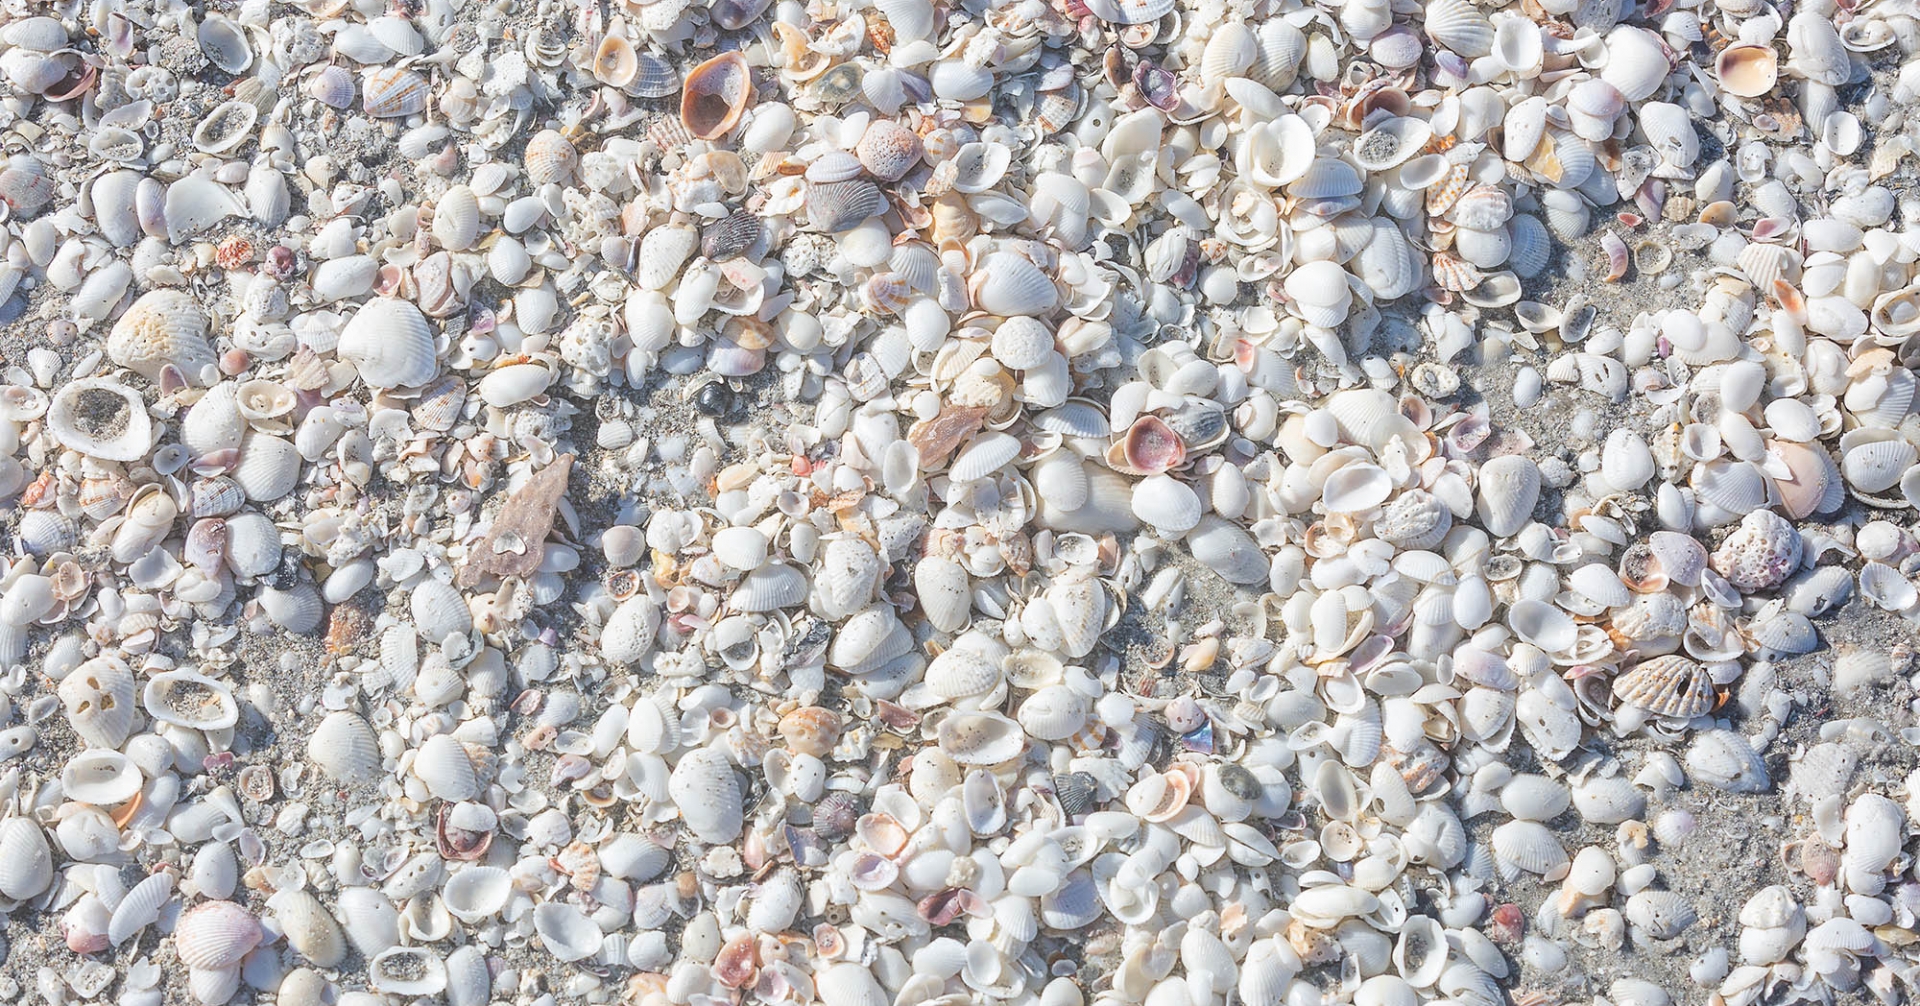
[1611,654,1713,718]
[681,51,753,140]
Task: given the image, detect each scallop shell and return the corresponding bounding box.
[1489,819,1568,877]
[971,253,1059,316]
[1841,439,1916,494]
[338,297,439,388]
[46,378,151,461]
[631,52,682,98]
[363,66,429,117]
[109,289,215,384]
[1625,890,1697,939]
[669,747,745,843]
[1475,455,1541,537]
[806,179,888,233]
[1424,0,1494,58]
[682,51,753,140]
[1611,655,1713,718]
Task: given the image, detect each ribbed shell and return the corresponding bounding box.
[363,67,428,117]
[1612,655,1712,717]
[338,298,439,388]
[173,900,263,969]
[108,289,215,383]
[59,654,137,748]
[308,710,381,782]
[669,747,745,843]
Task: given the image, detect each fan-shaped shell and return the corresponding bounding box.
[174,900,263,970]
[1475,455,1541,537]
[1612,655,1712,718]
[413,733,479,800]
[109,289,215,384]
[59,655,137,749]
[338,297,439,388]
[1424,0,1494,57]
[363,66,428,117]
[309,710,382,782]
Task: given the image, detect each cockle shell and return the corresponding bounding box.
[58,655,136,749]
[524,129,578,186]
[109,289,215,384]
[174,901,263,969]
[1475,455,1541,537]
[363,67,429,117]
[0,817,54,900]
[669,747,745,843]
[1423,0,1494,57]
[1611,655,1713,718]
[309,710,382,782]
[338,297,439,388]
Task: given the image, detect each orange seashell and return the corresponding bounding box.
[681,51,753,140]
[778,706,842,757]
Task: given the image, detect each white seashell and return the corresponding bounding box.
[110,289,215,383]
[915,557,972,632]
[338,298,439,388]
[938,711,1026,764]
[818,964,889,1006]
[1625,890,1697,939]
[109,873,174,946]
[1322,463,1392,513]
[669,747,745,843]
[1601,25,1672,102]
[950,432,1022,481]
[1686,729,1769,793]
[1841,439,1916,493]
[477,363,554,408]
[233,432,301,501]
[1188,516,1270,584]
[1424,0,1494,57]
[143,671,238,731]
[1601,429,1655,491]
[47,378,151,462]
[308,711,381,782]
[1351,118,1431,171]
[1491,16,1543,74]
[192,100,258,154]
[224,511,282,579]
[413,733,479,801]
[62,747,144,805]
[444,867,513,923]
[972,254,1058,316]
[370,947,448,995]
[1475,455,1540,537]
[1017,686,1089,741]
[1131,474,1203,534]
[533,902,603,963]
[1489,819,1568,878]
[163,173,244,244]
[270,889,347,968]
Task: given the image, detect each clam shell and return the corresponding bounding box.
[59,655,137,749]
[174,901,263,970]
[309,710,382,782]
[1351,117,1430,172]
[938,711,1026,764]
[1716,43,1777,98]
[62,748,144,805]
[972,253,1059,316]
[192,100,257,154]
[197,15,253,74]
[1424,0,1494,57]
[143,671,239,731]
[413,733,480,801]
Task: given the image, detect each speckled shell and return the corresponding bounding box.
[1711,509,1803,592]
[1611,655,1713,718]
[669,746,745,843]
[363,66,429,117]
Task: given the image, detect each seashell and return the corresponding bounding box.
[192,100,258,155]
[1322,463,1392,513]
[338,297,439,388]
[1351,118,1430,172]
[47,378,151,461]
[818,964,888,1006]
[806,179,888,233]
[1841,439,1916,494]
[1716,43,1778,98]
[1508,599,1575,653]
[413,733,479,801]
[363,67,429,117]
[174,901,263,969]
[110,289,215,383]
[233,432,301,501]
[1711,509,1802,592]
[1424,0,1494,58]
[938,711,1026,764]
[971,253,1059,317]
[1686,729,1769,792]
[630,53,681,97]
[682,51,753,140]
[271,890,347,968]
[1131,474,1202,534]
[143,671,239,731]
[1625,891,1697,939]
[1189,516,1270,584]
[952,142,1013,194]
[533,903,603,963]
[1491,16,1543,75]
[1602,25,1672,102]
[432,185,482,251]
[1859,562,1918,612]
[950,431,1022,482]
[109,873,174,946]
[1611,655,1713,718]
[858,120,924,182]
[1018,686,1089,741]
[524,129,578,186]
[1475,455,1540,537]
[445,867,513,923]
[1490,820,1567,877]
[224,511,282,578]
[370,947,448,996]
[670,747,745,843]
[59,655,137,749]
[197,15,253,74]
[592,34,639,87]
[306,64,355,108]
[1601,429,1655,491]
[309,710,382,782]
[62,749,144,805]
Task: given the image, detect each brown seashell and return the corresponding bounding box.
[908,405,989,467]
[778,706,842,757]
[681,51,753,141]
[1611,654,1713,718]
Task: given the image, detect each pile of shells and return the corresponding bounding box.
[5,0,1920,1003]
